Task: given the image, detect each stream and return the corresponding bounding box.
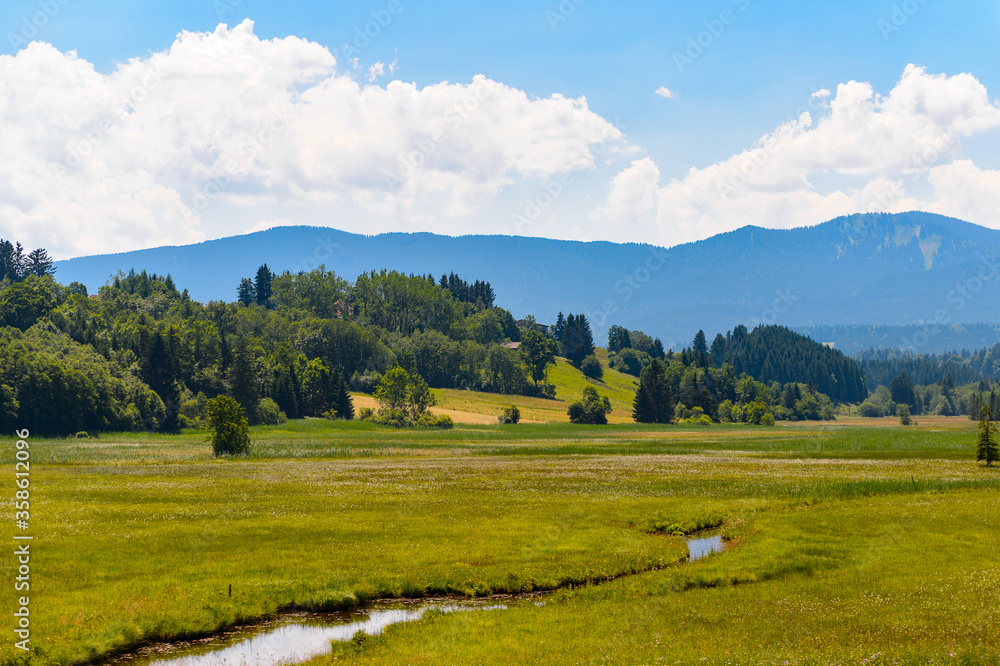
[111,535,725,666]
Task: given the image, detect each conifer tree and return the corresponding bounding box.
[254,264,274,307]
[976,401,999,467]
[633,359,673,424]
[234,279,252,308]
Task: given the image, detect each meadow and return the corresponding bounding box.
[1,409,999,665]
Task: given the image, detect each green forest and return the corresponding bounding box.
[0,237,991,436]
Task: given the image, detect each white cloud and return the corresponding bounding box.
[4,31,999,262]
[595,65,1000,246]
[0,20,626,258]
[655,87,674,99]
[593,158,660,226]
[367,61,385,82]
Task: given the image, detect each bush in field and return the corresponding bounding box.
[255,398,287,425]
[370,367,444,427]
[205,395,250,456]
[857,402,882,418]
[568,386,612,425]
[897,404,913,426]
[580,355,603,380]
[499,405,521,424]
[416,412,454,429]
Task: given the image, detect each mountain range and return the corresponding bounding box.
[55,211,1000,351]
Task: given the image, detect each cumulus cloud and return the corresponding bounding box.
[655,87,674,99]
[593,158,660,226]
[0,20,626,257]
[596,65,1000,246]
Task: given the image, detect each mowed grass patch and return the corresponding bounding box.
[427,355,639,424]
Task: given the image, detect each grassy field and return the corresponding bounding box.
[369,354,641,425]
[1,410,999,665]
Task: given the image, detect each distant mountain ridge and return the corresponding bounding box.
[54,212,1000,350]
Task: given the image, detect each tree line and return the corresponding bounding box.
[0,256,538,435]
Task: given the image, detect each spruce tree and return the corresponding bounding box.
[237,278,255,306]
[633,360,673,424]
[977,401,999,467]
[333,367,354,419]
[254,264,273,307]
[25,248,55,277]
[554,312,566,342]
[228,337,260,420]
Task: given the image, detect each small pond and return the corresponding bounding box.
[687,534,725,562]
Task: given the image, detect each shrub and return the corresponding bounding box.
[255,398,287,426]
[205,395,251,456]
[370,408,409,428]
[744,400,773,425]
[499,405,521,424]
[357,407,374,421]
[416,412,454,429]
[897,404,913,426]
[580,355,603,380]
[568,386,612,425]
[857,402,882,418]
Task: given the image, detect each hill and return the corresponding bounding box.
[794,323,1000,356]
[54,211,1000,349]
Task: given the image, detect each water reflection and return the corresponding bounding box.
[122,603,505,666]
[687,535,724,562]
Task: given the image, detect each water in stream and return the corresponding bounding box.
[114,536,724,666]
[686,534,725,562]
[119,602,506,666]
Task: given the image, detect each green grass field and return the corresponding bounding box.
[2,407,999,664]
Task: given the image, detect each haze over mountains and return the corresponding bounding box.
[56,212,1000,351]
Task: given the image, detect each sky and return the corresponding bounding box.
[2,0,1000,259]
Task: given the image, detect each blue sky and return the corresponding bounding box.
[3,0,1000,256]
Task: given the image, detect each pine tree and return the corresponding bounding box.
[975,401,999,467]
[228,337,260,419]
[633,359,673,424]
[0,240,26,281]
[333,367,354,419]
[554,312,566,342]
[710,333,727,367]
[237,278,256,306]
[25,248,55,277]
[890,372,917,409]
[693,330,708,356]
[561,313,594,366]
[254,264,273,307]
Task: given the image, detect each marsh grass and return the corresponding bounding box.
[322,492,1000,664]
[0,415,997,664]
